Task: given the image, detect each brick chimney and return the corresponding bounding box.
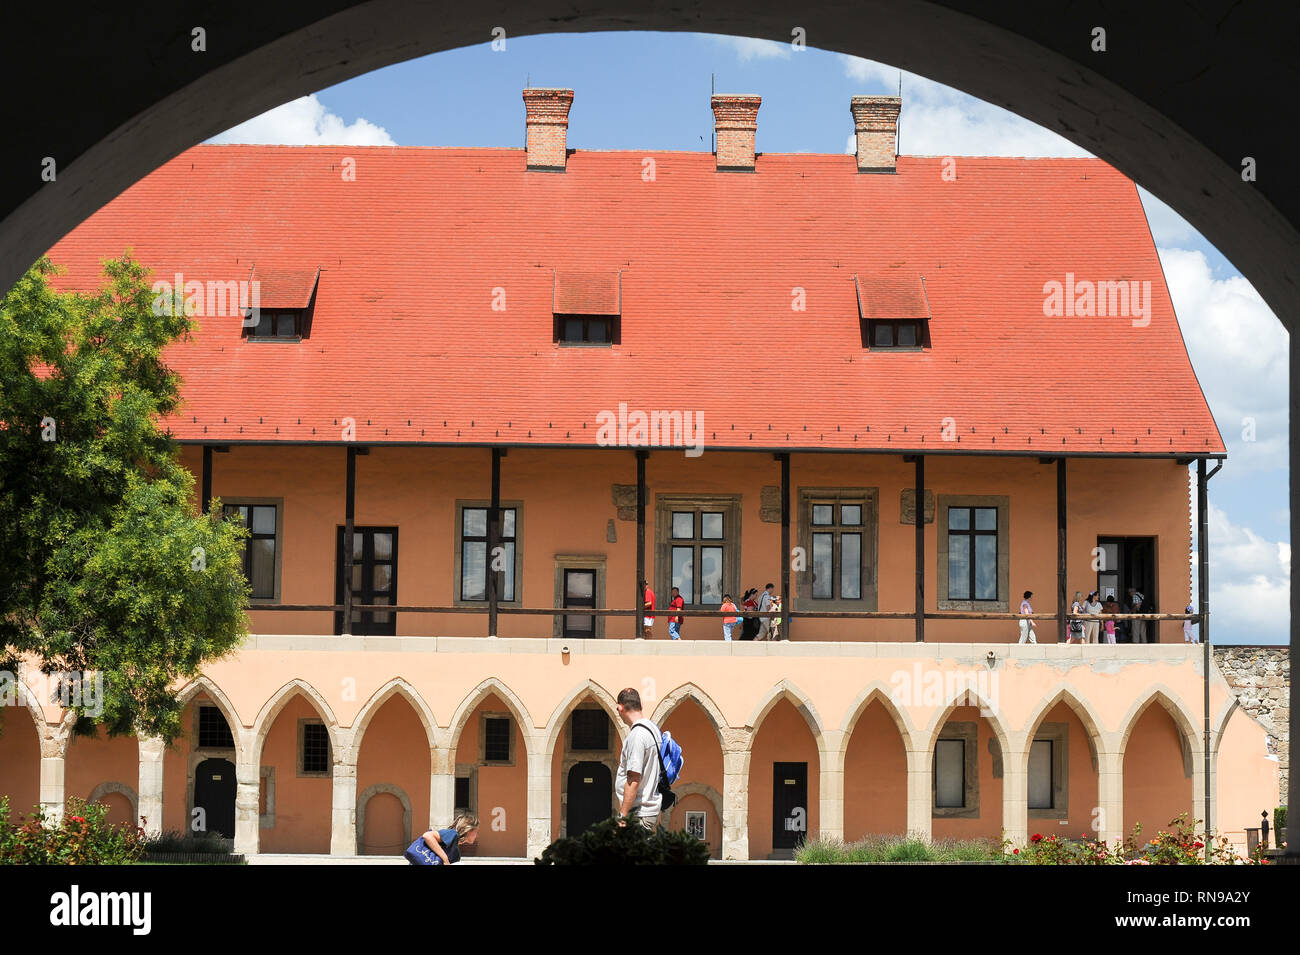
[711,95,761,171]
[850,96,901,173]
[522,88,574,171]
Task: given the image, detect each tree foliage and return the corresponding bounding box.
[0,254,248,740]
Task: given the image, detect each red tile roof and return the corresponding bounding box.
[44,146,1225,456]
[855,273,931,321]
[554,270,620,315]
[253,266,319,310]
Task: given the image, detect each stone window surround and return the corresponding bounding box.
[1028,722,1070,820]
[559,703,619,838]
[553,554,607,639]
[260,766,275,829]
[452,499,524,608]
[933,720,980,818]
[479,711,516,766]
[795,486,879,611]
[936,494,1011,612]
[220,496,285,604]
[455,763,479,814]
[653,494,743,608]
[297,717,331,778]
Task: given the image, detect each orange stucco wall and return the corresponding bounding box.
[1027,702,1100,840]
[64,727,139,826]
[357,695,431,854]
[747,697,820,858]
[452,693,527,856]
[0,708,41,819]
[844,702,908,839]
[930,705,1004,842]
[259,695,332,853]
[1216,707,1281,849]
[182,444,1192,642]
[1122,704,1194,840]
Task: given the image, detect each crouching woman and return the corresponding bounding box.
[405,811,479,866]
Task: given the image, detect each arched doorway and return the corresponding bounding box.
[747,697,821,859]
[844,700,909,840]
[194,757,236,838]
[658,698,724,859]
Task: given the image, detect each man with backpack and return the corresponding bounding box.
[614,687,679,830]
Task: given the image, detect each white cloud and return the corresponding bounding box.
[1159,247,1288,477]
[1194,503,1290,643]
[711,35,792,62]
[839,56,1091,158]
[1138,187,1199,247]
[208,94,396,146]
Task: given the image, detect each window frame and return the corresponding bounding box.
[554,313,620,346]
[245,309,305,341]
[864,318,929,350]
[654,495,741,610]
[480,712,515,766]
[453,500,524,608]
[220,497,284,604]
[936,494,1010,612]
[297,718,332,778]
[569,707,612,753]
[334,525,399,636]
[1027,722,1071,820]
[197,705,236,750]
[796,488,878,611]
[932,721,979,818]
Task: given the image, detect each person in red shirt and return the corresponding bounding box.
[667,586,685,640]
[641,579,655,639]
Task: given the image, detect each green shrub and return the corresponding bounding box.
[1275,806,1287,844]
[143,829,234,855]
[796,834,1001,864]
[0,796,145,864]
[535,815,711,865]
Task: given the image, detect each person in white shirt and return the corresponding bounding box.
[614,687,663,831]
[1018,590,1037,644]
[756,583,775,641]
[1084,591,1103,644]
[1128,588,1148,643]
[1184,603,1198,643]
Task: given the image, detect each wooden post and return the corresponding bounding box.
[781,452,791,641]
[343,445,357,636]
[636,449,648,638]
[488,447,502,637]
[1057,457,1067,645]
[1198,456,1210,860]
[201,445,213,514]
[915,455,925,642]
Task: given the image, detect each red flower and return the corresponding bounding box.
[1013,848,1019,854]
[1193,842,1204,849]
[68,816,85,824]
[1030,833,1043,843]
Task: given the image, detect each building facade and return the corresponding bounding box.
[0,88,1281,859]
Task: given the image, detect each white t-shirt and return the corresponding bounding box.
[615,718,662,818]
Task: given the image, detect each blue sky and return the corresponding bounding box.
[209,32,1290,644]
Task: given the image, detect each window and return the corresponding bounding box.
[562,569,596,637]
[571,709,610,751]
[1028,739,1054,810]
[866,319,925,349]
[198,706,235,749]
[246,309,304,339]
[455,502,522,605]
[937,495,1010,611]
[797,489,877,610]
[654,497,741,608]
[553,555,606,639]
[934,739,966,808]
[222,502,280,600]
[555,314,617,344]
[483,716,512,763]
[299,721,330,776]
[334,526,398,635]
[454,776,472,811]
[947,506,999,601]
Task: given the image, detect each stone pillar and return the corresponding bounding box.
[137,735,166,837]
[721,728,751,860]
[905,747,932,840]
[525,736,552,859]
[428,745,455,831]
[39,748,66,822]
[233,730,260,856]
[1096,748,1124,845]
[1001,733,1028,847]
[329,728,358,855]
[818,731,845,843]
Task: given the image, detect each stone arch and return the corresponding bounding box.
[1211,695,1241,758]
[176,674,245,759]
[252,679,341,764]
[918,683,1014,760]
[543,679,625,762]
[839,682,917,756]
[1118,686,1201,762]
[87,780,139,823]
[661,780,724,843]
[746,680,825,741]
[651,682,729,747]
[448,677,535,757]
[1019,684,1105,770]
[356,782,413,855]
[349,678,438,763]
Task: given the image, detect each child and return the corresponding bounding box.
[720,594,739,641]
[405,811,479,866]
[1102,595,1119,644]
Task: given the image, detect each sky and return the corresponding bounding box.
[207,32,1290,645]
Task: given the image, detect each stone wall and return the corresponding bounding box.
[1214,646,1290,805]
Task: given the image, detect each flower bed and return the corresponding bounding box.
[0,797,145,865]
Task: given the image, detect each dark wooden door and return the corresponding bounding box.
[1097,536,1157,640]
[194,758,236,838]
[335,526,398,635]
[566,761,612,836]
[772,762,809,849]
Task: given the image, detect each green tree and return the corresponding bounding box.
[0,254,249,741]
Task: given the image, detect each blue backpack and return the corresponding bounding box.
[634,723,684,810]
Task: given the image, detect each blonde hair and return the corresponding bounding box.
[450,811,479,837]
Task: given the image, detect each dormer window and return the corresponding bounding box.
[241,266,319,342]
[553,269,620,346]
[856,273,931,349]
